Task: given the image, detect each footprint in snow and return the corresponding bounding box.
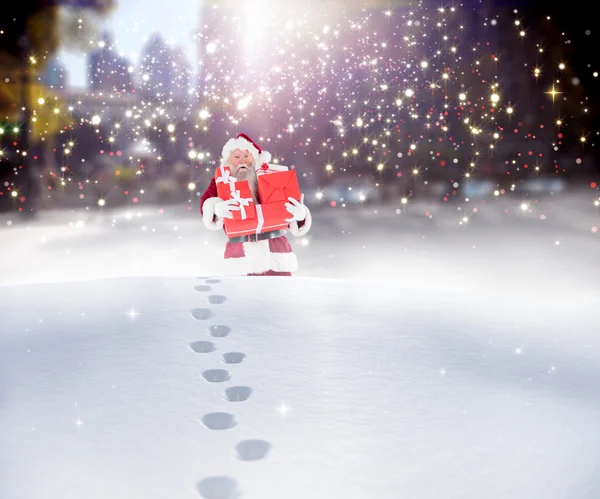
[209,325,231,338]
[202,369,230,383]
[206,279,220,284]
[191,308,213,320]
[194,285,212,292]
[202,412,236,430]
[235,440,271,461]
[222,352,245,364]
[208,295,227,304]
[196,476,240,499]
[225,386,252,402]
[189,341,216,353]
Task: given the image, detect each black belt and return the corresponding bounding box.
[228,229,285,243]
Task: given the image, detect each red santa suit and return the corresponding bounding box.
[200,178,311,276]
[200,134,312,277]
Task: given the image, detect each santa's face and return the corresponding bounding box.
[229,149,254,178]
[228,148,258,200]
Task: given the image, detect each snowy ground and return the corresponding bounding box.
[1,190,599,294]
[1,276,600,498]
[1,193,600,498]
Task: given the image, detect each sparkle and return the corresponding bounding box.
[278,400,290,416]
[545,85,562,102]
[127,308,140,320]
[1,3,589,222]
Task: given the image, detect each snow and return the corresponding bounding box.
[1,195,600,498]
[1,192,599,295]
[1,273,600,498]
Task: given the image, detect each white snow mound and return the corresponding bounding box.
[1,276,599,499]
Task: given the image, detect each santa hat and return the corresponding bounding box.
[221,133,272,167]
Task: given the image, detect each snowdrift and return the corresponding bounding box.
[1,276,599,499]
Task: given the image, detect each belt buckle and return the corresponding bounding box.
[248,233,258,242]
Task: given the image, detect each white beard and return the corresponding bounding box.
[246,173,258,203]
[233,166,258,202]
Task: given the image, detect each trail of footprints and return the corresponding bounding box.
[190,277,271,498]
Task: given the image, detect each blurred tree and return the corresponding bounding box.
[0,0,115,215]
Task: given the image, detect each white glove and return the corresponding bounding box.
[285,194,307,223]
[214,198,240,219]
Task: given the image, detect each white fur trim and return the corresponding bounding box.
[202,197,224,231]
[259,150,272,164]
[222,239,298,275]
[288,205,312,236]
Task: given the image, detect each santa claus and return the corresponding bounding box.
[200,133,312,276]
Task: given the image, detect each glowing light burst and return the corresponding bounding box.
[278,400,291,416]
[127,308,140,320]
[545,85,562,102]
[0,4,592,206]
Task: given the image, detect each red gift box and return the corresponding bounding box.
[223,205,289,237]
[259,203,290,232]
[214,165,238,199]
[216,164,304,238]
[228,185,256,221]
[257,168,301,225]
[256,166,301,204]
[213,165,257,221]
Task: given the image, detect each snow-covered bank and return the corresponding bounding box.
[1,195,599,296]
[1,276,599,499]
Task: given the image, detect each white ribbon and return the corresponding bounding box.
[215,166,236,191]
[256,163,289,176]
[230,190,252,220]
[255,205,264,234]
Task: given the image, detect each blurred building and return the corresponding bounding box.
[40,58,68,90]
[195,0,416,180]
[195,0,595,187]
[171,47,192,101]
[88,31,134,93]
[138,33,174,99]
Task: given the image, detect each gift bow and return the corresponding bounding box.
[256,163,289,175]
[230,190,252,219]
[215,166,236,190]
